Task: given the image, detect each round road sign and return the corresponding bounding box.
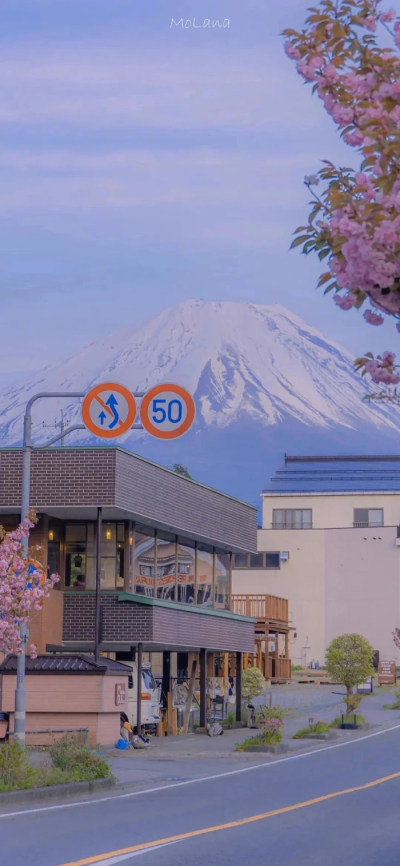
[140,383,195,440]
[82,383,137,439]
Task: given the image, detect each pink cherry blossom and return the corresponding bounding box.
[0,513,59,656]
[284,42,300,60]
[283,0,400,388]
[364,309,384,325]
[381,10,396,23]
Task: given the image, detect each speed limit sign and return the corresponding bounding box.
[140,384,195,440]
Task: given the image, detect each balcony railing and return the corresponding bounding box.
[232,594,289,623]
[271,522,312,530]
[353,521,383,528]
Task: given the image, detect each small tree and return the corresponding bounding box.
[172,464,192,479]
[241,667,266,703]
[326,633,374,714]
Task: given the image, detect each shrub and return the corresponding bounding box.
[293,721,330,739]
[330,714,365,728]
[0,743,37,791]
[257,717,283,744]
[241,668,266,702]
[49,734,110,781]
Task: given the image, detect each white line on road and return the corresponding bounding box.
[89,841,179,866]
[1,724,400,822]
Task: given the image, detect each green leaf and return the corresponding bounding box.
[318,271,332,285]
[290,235,311,249]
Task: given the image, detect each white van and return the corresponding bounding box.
[126,662,161,731]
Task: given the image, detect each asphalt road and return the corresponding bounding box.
[2,726,400,866]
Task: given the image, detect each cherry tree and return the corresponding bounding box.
[0,511,59,657]
[283,0,400,391]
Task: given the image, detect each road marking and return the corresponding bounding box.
[58,768,400,866]
[89,842,179,865]
[1,723,400,822]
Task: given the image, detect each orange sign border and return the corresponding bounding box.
[140,383,195,440]
[82,382,137,439]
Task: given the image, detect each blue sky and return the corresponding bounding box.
[0,0,397,387]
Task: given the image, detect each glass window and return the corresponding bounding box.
[272,509,312,529]
[156,537,177,601]
[197,548,213,607]
[266,552,280,569]
[214,552,230,609]
[250,553,264,569]
[234,554,249,568]
[134,533,155,596]
[65,543,86,589]
[177,542,195,604]
[354,508,383,527]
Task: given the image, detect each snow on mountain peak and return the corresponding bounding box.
[0,298,399,445]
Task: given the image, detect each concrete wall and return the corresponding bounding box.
[232,523,400,667]
[0,673,128,746]
[262,492,400,530]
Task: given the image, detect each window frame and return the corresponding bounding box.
[353,508,384,528]
[233,552,281,570]
[272,509,312,529]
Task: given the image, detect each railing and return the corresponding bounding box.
[353,521,383,528]
[232,594,289,623]
[271,522,312,530]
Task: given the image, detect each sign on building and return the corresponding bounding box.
[115,683,126,706]
[378,661,396,686]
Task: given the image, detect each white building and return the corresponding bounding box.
[232,455,400,668]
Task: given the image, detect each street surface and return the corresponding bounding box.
[2,724,400,866]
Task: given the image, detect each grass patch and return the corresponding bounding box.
[235,733,282,752]
[330,714,365,728]
[293,721,330,739]
[383,700,400,710]
[0,735,111,792]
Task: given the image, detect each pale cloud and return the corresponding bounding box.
[0,148,318,215]
[0,44,324,131]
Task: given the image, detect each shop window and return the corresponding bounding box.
[156,536,177,601]
[177,542,195,604]
[197,548,213,607]
[134,533,155,596]
[214,552,230,610]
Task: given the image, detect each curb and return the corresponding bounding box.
[0,775,116,808]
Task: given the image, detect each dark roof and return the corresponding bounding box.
[264,455,400,495]
[0,654,132,675]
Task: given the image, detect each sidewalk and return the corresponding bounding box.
[105,684,400,788]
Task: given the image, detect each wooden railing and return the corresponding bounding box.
[231,594,289,623]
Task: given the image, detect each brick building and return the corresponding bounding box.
[0,446,257,725]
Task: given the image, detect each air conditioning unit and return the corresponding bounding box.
[280,551,289,562]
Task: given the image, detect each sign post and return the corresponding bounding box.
[14,382,195,745]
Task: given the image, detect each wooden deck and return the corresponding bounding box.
[232,594,292,682]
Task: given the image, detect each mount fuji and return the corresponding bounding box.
[1,299,400,506]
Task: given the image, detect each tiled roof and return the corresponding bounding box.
[0,654,132,674]
[263,455,400,494]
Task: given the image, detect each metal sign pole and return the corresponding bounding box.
[14,391,85,747]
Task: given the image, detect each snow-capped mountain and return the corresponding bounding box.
[1,299,399,503]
